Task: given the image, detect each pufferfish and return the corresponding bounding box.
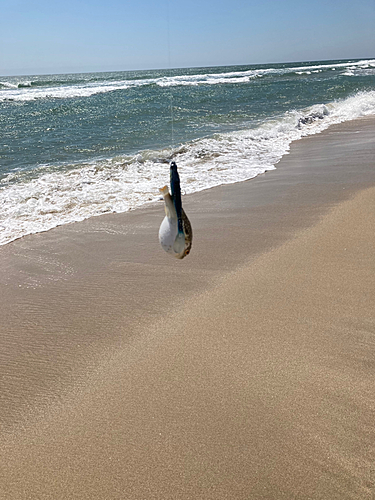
[158,162,192,259]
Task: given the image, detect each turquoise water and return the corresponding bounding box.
[1,59,375,244]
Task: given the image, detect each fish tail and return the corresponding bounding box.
[159,185,169,197]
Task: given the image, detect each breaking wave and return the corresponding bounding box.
[1,59,374,102]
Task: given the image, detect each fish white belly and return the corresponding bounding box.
[158,215,178,255]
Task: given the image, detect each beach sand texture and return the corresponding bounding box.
[1,117,374,499]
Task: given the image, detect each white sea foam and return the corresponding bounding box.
[0,81,19,89]
[0,79,146,102]
[1,90,374,245]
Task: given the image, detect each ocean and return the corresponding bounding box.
[1,58,375,245]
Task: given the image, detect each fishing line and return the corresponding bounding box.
[166,0,175,150]
[158,1,193,260]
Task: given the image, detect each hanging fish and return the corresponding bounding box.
[159,162,192,259]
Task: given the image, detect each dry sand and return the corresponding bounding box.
[0,117,374,499]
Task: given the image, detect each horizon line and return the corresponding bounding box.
[1,56,373,78]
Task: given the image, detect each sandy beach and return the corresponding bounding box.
[1,116,375,499]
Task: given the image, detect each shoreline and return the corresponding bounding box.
[1,115,375,499]
[1,107,375,248]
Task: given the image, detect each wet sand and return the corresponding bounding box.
[1,117,375,499]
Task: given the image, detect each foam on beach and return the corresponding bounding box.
[1,89,375,246]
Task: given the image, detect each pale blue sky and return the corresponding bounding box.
[1,0,374,75]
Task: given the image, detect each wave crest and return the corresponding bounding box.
[1,59,374,103]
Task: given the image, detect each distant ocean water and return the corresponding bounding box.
[1,58,375,245]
